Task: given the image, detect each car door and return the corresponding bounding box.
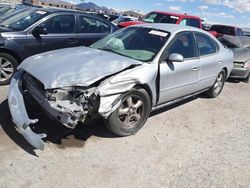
[26,13,78,56]
[158,31,199,105]
[77,14,112,46]
[194,32,221,90]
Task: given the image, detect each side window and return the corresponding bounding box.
[236,28,244,36]
[40,15,75,34]
[195,33,218,56]
[187,19,200,28]
[180,18,200,28]
[79,16,111,33]
[167,32,197,59]
[179,18,187,26]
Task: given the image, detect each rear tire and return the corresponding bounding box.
[104,88,151,136]
[0,53,18,85]
[205,70,226,98]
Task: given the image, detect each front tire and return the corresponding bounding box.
[104,88,151,136]
[0,53,18,85]
[206,70,226,98]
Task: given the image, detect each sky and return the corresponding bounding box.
[63,0,250,28]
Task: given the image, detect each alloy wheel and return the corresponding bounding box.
[118,95,144,128]
[0,57,14,82]
[214,72,224,95]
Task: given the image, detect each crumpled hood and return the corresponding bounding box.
[232,48,250,62]
[19,46,142,89]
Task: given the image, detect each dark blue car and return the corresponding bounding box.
[0,8,118,85]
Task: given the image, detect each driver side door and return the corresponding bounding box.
[25,13,78,57]
[158,31,199,105]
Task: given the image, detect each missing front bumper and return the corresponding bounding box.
[8,71,46,150]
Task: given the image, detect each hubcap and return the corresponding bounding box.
[0,57,14,82]
[214,72,224,95]
[118,95,143,128]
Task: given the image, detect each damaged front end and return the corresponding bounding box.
[8,71,101,150]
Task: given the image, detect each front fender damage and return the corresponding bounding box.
[97,63,158,118]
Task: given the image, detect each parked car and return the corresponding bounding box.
[112,16,138,26]
[118,11,202,29]
[8,24,233,149]
[210,24,244,37]
[0,7,118,85]
[219,35,250,82]
[96,13,119,22]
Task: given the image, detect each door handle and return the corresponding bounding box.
[192,67,199,71]
[67,38,78,44]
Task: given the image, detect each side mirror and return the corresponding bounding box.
[168,53,184,62]
[32,26,47,37]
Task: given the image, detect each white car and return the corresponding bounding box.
[8,24,233,149]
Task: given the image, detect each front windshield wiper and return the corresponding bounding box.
[97,47,121,55]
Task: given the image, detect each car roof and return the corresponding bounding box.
[132,23,206,34]
[28,7,87,14]
[151,11,201,20]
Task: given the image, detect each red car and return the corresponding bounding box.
[118,11,202,29]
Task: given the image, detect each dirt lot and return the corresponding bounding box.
[0,81,250,187]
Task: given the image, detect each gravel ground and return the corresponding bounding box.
[0,81,250,188]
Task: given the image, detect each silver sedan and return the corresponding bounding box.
[8,24,233,150]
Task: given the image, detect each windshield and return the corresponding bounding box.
[0,6,13,16]
[142,12,179,24]
[91,27,169,62]
[1,9,48,31]
[0,8,28,20]
[218,38,239,49]
[112,17,133,24]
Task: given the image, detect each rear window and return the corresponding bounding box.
[142,12,179,24]
[210,25,236,36]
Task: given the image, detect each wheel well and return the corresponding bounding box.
[135,84,153,105]
[223,67,228,77]
[0,49,21,64]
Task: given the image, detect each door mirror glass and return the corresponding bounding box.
[32,25,47,37]
[168,53,184,62]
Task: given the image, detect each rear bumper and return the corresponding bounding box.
[8,71,46,150]
[230,67,250,79]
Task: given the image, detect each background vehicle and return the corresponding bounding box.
[210,24,244,37]
[112,16,138,26]
[8,24,233,149]
[118,11,202,29]
[96,13,119,22]
[0,8,118,85]
[219,35,250,82]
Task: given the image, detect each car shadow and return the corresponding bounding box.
[0,97,116,156]
[226,78,241,84]
[0,93,209,155]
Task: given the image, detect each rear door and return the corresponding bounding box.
[194,32,221,90]
[77,14,113,46]
[26,12,78,56]
[158,31,199,104]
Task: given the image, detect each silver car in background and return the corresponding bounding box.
[219,35,250,82]
[8,24,233,150]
